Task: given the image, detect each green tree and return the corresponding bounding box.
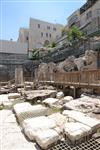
[67,26,84,43]
[32,48,40,60]
[67,26,85,49]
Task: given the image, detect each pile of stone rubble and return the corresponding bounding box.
[12,91,100,149]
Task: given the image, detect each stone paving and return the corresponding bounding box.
[0,110,40,150]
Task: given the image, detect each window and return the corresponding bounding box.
[41,32,43,37]
[49,33,51,38]
[38,24,40,28]
[46,33,48,37]
[86,11,92,19]
[47,26,50,30]
[26,36,28,40]
[53,27,56,31]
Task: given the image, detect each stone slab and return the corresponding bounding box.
[36,129,59,149]
[63,110,100,131]
[22,116,56,140]
[64,122,92,143]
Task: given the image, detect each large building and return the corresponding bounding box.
[67,10,80,28]
[67,0,100,36]
[18,18,63,52]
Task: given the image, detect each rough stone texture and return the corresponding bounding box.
[48,113,67,128]
[62,96,73,103]
[14,103,48,124]
[74,57,85,70]
[63,95,100,115]
[22,116,56,140]
[63,110,100,132]
[83,50,97,70]
[36,129,59,149]
[0,94,14,108]
[22,90,57,101]
[0,110,37,150]
[8,93,21,99]
[64,122,91,144]
[56,91,64,99]
[43,98,59,107]
[56,56,77,72]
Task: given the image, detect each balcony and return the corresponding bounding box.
[80,0,98,14]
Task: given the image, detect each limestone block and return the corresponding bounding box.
[3,102,12,108]
[74,57,84,70]
[0,94,9,103]
[43,98,59,107]
[22,116,56,140]
[36,129,59,149]
[64,122,91,143]
[62,96,73,103]
[8,93,20,99]
[56,91,64,99]
[63,110,100,131]
[48,113,67,127]
[13,102,31,114]
[13,103,48,124]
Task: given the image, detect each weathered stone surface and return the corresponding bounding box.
[62,96,73,103]
[83,50,97,70]
[36,129,59,149]
[13,102,31,114]
[8,93,21,99]
[64,122,91,143]
[43,98,59,107]
[56,91,64,99]
[63,110,100,131]
[74,57,85,70]
[0,110,36,150]
[63,95,100,114]
[22,90,57,101]
[14,103,48,124]
[48,113,67,127]
[22,116,56,140]
[56,57,77,72]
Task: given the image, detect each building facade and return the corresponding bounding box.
[18,18,63,52]
[67,0,100,37]
[18,28,29,44]
[67,10,80,28]
[80,0,100,36]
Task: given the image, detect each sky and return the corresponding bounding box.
[0,0,86,41]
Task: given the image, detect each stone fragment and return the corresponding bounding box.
[48,113,67,127]
[22,116,56,140]
[23,90,57,101]
[62,96,73,103]
[56,91,64,99]
[43,98,59,107]
[8,93,20,99]
[13,103,48,124]
[36,129,59,149]
[63,110,100,131]
[64,122,91,144]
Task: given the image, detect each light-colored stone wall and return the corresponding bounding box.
[0,40,28,54]
[29,18,63,50]
[18,28,29,44]
[80,0,100,32]
[67,10,80,28]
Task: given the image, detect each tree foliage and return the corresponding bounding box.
[32,48,40,60]
[67,26,84,43]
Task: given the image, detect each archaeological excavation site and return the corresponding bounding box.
[0,0,100,149]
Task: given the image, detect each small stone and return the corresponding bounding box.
[56,91,64,99]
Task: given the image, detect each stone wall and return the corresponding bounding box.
[0,40,28,54]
